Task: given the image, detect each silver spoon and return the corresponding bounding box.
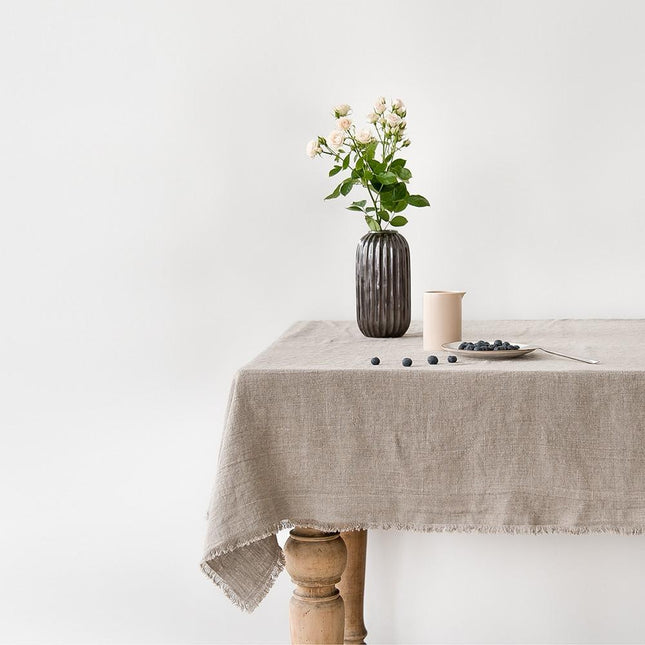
[535,346,599,364]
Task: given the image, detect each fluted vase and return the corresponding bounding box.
[355,230,411,338]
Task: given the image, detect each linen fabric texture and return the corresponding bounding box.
[202,319,645,611]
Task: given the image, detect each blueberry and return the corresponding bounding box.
[512,345,520,350]
[494,339,502,346]
[473,346,480,351]
[370,357,380,365]
[467,343,475,350]
[493,346,500,350]
[402,357,412,367]
[447,355,457,363]
[458,342,467,350]
[427,355,438,365]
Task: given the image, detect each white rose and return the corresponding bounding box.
[385,112,402,127]
[399,119,407,130]
[366,112,378,124]
[392,98,406,112]
[337,117,352,131]
[375,96,386,105]
[306,139,321,158]
[328,129,346,150]
[374,102,386,114]
[355,128,373,144]
[333,103,351,117]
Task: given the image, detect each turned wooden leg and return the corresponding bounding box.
[284,528,347,645]
[338,530,368,644]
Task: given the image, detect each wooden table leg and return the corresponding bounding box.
[338,530,368,644]
[284,528,347,644]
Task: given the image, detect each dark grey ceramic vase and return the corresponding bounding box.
[355,230,411,338]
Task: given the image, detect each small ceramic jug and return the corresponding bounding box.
[423,291,466,350]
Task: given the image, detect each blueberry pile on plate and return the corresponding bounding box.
[459,340,521,351]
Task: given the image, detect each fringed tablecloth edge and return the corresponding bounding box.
[200,550,285,613]
[260,519,645,535]
[201,519,645,611]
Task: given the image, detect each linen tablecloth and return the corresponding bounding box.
[202,320,645,611]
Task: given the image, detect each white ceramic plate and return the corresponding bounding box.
[441,341,538,359]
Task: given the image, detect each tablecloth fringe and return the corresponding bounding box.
[205,518,645,560]
[200,549,285,613]
[283,520,645,536]
[201,519,645,612]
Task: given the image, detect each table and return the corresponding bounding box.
[202,320,645,643]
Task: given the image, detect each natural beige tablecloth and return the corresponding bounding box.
[202,320,645,611]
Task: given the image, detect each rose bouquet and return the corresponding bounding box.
[306,97,429,231]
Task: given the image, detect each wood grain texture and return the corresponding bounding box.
[284,528,347,644]
[338,530,368,644]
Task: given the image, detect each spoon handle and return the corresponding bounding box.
[537,347,600,364]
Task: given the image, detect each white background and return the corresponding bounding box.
[2,1,645,643]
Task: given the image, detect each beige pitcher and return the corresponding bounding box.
[423,291,466,351]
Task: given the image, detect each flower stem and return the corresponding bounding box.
[346,130,381,229]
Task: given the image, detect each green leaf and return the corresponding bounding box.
[364,141,378,160]
[407,194,430,207]
[340,178,354,196]
[376,172,397,185]
[392,182,408,201]
[390,215,408,227]
[370,177,383,192]
[379,191,393,208]
[329,166,342,177]
[351,200,367,208]
[324,182,342,200]
[342,154,350,170]
[372,177,396,194]
[365,206,376,212]
[355,158,364,171]
[365,215,380,231]
[390,160,411,180]
[368,159,384,174]
[378,209,390,222]
[347,205,364,212]
[393,200,408,213]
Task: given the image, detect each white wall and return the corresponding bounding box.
[1,1,644,643]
